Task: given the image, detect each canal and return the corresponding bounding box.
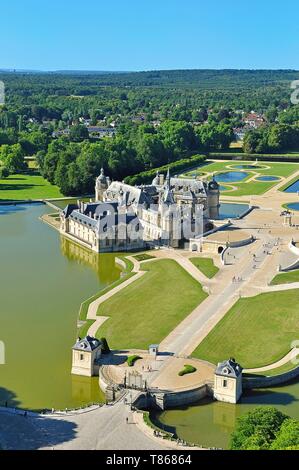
[0,203,122,410]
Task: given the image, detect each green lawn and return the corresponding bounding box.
[192,289,299,368]
[96,259,208,350]
[271,270,299,286]
[246,360,299,378]
[0,172,63,200]
[223,181,276,197]
[190,257,219,279]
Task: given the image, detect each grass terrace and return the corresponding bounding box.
[190,257,219,279]
[0,172,63,201]
[192,289,299,368]
[271,270,299,286]
[96,259,208,350]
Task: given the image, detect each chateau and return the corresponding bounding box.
[60,169,220,252]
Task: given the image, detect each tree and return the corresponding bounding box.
[0,144,26,173]
[270,419,299,450]
[158,120,197,160]
[69,124,89,142]
[136,133,166,168]
[230,407,288,450]
[0,167,10,178]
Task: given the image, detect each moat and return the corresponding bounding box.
[152,379,299,449]
[2,203,299,449]
[0,203,122,410]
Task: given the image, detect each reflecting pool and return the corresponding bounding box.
[284,180,299,193]
[256,176,280,182]
[286,202,299,211]
[218,203,250,220]
[215,172,248,183]
[0,204,122,410]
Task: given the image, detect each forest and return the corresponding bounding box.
[0,69,298,195]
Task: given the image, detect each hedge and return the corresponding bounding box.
[127,355,142,367]
[178,364,197,377]
[124,154,207,185]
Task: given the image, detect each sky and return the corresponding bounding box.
[1,0,299,71]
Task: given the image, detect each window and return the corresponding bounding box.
[223,379,228,388]
[80,354,84,361]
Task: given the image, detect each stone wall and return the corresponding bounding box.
[132,384,214,411]
[243,364,299,389]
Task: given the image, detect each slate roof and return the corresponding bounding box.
[73,336,102,352]
[215,358,243,378]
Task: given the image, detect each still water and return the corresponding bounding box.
[218,203,249,220]
[215,171,248,183]
[256,176,280,182]
[0,204,122,410]
[152,379,299,449]
[284,180,299,193]
[286,203,299,211]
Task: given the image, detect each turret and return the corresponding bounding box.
[207,175,220,219]
[95,168,109,201]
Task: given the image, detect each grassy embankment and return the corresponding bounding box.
[193,289,299,369]
[96,259,207,350]
[190,257,219,279]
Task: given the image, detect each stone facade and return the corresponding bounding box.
[60,169,220,253]
[214,358,243,404]
[71,336,103,377]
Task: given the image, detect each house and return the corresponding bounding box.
[71,336,103,377]
[214,358,243,404]
[243,112,265,129]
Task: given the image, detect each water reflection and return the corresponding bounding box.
[71,375,105,405]
[0,204,121,410]
[153,378,299,449]
[60,236,122,284]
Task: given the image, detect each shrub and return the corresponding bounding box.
[134,253,155,262]
[178,364,197,376]
[127,355,142,367]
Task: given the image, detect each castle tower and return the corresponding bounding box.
[71,336,103,377]
[214,358,243,404]
[207,176,220,219]
[95,168,109,201]
[158,180,180,248]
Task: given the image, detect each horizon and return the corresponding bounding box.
[1,67,299,74]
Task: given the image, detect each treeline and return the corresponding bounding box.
[124,154,206,185]
[244,123,299,153]
[36,120,232,195]
[1,69,297,126]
